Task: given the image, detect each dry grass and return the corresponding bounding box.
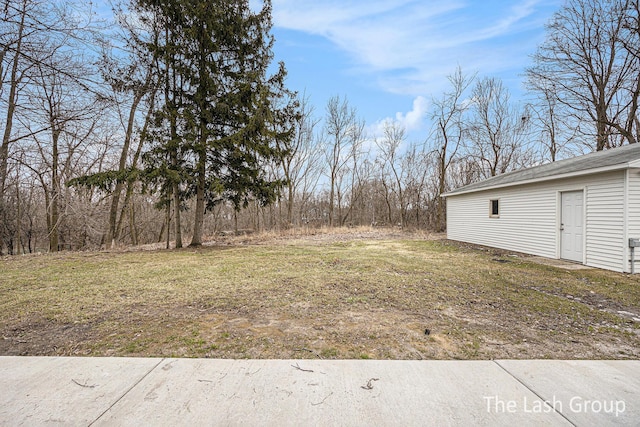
[1,230,638,359]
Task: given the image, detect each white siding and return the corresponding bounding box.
[446,182,559,258]
[584,173,625,272]
[447,171,628,272]
[628,169,640,273]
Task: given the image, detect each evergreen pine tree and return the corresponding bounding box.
[138,0,297,246]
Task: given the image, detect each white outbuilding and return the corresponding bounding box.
[443,144,640,273]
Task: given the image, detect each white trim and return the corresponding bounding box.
[555,191,561,259]
[556,187,584,260]
[443,163,631,197]
[582,186,587,265]
[559,189,585,263]
[489,198,500,218]
[623,169,629,272]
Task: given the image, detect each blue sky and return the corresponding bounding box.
[264,0,563,139]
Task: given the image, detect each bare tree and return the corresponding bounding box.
[527,0,640,150]
[428,67,474,231]
[100,4,161,248]
[467,77,532,178]
[0,0,104,253]
[278,91,321,226]
[401,144,430,228]
[527,78,584,161]
[323,95,356,227]
[0,0,28,195]
[376,120,409,228]
[620,0,640,144]
[295,143,323,226]
[340,116,366,226]
[1,0,33,254]
[25,52,103,251]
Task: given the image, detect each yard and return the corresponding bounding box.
[1,229,638,360]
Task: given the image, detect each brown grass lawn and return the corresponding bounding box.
[1,229,638,360]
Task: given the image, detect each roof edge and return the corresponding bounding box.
[442,162,631,197]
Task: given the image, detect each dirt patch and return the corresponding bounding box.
[1,317,98,356]
[0,230,638,360]
[188,309,457,360]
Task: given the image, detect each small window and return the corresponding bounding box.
[490,199,500,217]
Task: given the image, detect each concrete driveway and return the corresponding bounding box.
[0,357,638,426]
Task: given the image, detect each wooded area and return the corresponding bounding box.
[0,0,638,254]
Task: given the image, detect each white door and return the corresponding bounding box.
[561,191,584,262]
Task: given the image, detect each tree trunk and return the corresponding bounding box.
[436,153,447,232]
[49,129,61,252]
[165,198,171,249]
[190,148,206,246]
[328,173,335,227]
[157,207,166,244]
[596,93,609,150]
[171,166,182,248]
[0,0,25,194]
[381,179,393,224]
[0,1,26,255]
[287,180,294,226]
[234,210,238,234]
[129,201,138,246]
[105,88,146,248]
[117,83,158,246]
[166,99,182,248]
[190,31,207,247]
[165,23,183,249]
[15,180,21,255]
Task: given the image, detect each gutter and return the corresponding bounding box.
[443,163,638,197]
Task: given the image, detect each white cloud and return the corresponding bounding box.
[272,0,556,96]
[369,95,429,140]
[394,96,429,131]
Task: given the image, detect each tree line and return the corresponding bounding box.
[0,0,638,255]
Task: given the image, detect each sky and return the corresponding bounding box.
[262,0,564,140]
